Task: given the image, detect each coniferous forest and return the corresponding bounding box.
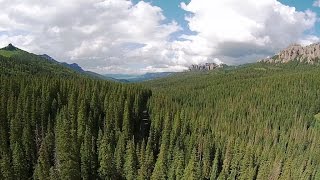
[0,51,320,180]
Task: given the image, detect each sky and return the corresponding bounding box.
[0,0,320,74]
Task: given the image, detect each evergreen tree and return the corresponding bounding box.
[80,126,93,180]
[114,134,126,178]
[12,141,27,180]
[34,130,54,180]
[98,132,115,179]
[124,140,137,180]
[182,148,201,180]
[55,109,81,179]
[210,149,220,180]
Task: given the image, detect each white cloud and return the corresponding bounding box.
[314,0,320,7]
[0,0,318,73]
[0,0,182,73]
[180,0,318,65]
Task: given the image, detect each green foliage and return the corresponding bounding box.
[144,62,320,179]
[1,52,320,180]
[124,140,138,180]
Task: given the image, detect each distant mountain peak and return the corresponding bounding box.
[1,43,18,51]
[262,42,320,64]
[60,62,84,72]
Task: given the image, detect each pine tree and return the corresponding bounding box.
[210,149,220,180]
[34,130,54,180]
[114,134,126,178]
[77,100,87,143]
[122,100,133,139]
[151,143,168,180]
[12,141,27,180]
[55,109,80,179]
[80,126,93,180]
[124,140,137,180]
[98,132,115,179]
[0,154,13,180]
[182,147,201,180]
[22,105,36,178]
[138,137,155,180]
[202,145,211,179]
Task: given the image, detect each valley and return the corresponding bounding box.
[0,44,320,179]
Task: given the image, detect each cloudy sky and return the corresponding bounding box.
[0,0,320,74]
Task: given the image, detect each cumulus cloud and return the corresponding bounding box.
[314,0,320,7]
[0,0,185,73]
[0,0,319,73]
[180,0,318,65]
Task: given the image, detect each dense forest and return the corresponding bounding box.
[0,49,320,179]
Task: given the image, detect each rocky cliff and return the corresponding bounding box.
[263,43,320,64]
[189,63,223,71]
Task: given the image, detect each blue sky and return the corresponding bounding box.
[133,0,320,37]
[280,0,320,35]
[132,0,194,39]
[1,0,320,74]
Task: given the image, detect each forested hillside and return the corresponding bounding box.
[0,75,152,180]
[143,62,320,179]
[0,50,320,180]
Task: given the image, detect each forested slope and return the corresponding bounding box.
[1,51,320,180]
[0,75,152,180]
[143,62,320,179]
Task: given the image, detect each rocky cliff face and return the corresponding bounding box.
[189,63,223,71]
[263,43,320,64]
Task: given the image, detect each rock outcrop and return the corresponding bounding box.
[263,43,320,64]
[189,63,223,71]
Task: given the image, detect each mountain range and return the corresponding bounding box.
[0,43,320,179]
[104,72,173,82]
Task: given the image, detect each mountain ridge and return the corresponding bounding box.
[262,42,320,64]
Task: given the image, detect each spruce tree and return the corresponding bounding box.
[98,133,115,179]
[210,149,220,180]
[34,130,54,180]
[182,147,201,180]
[12,141,27,180]
[80,126,93,180]
[55,109,81,179]
[124,140,137,180]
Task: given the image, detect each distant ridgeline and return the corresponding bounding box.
[0,44,108,79]
[188,62,224,71]
[262,42,320,64]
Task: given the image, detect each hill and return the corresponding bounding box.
[143,62,320,179]
[0,43,320,179]
[0,44,108,79]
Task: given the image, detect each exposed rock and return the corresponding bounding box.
[188,63,223,71]
[262,43,320,64]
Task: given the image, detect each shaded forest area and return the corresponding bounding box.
[0,52,320,180]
